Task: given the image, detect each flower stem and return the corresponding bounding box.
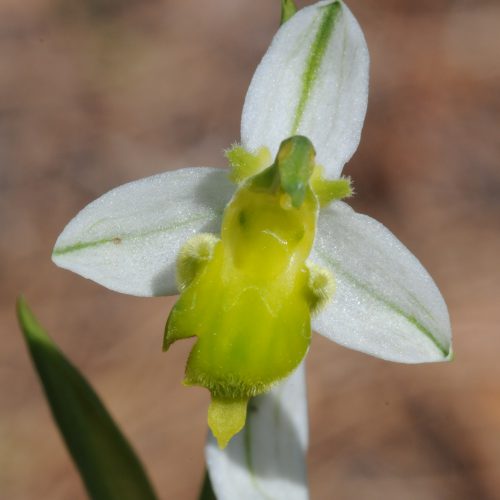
[198,470,217,500]
[280,0,297,25]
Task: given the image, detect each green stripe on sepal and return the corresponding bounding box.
[292,1,341,133]
[52,213,214,257]
[318,255,451,358]
[17,297,158,500]
[311,200,453,364]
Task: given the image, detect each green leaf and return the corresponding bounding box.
[17,297,158,500]
[280,0,297,25]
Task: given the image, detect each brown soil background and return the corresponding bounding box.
[1,0,499,498]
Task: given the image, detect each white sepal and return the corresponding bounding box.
[311,202,452,363]
[206,364,309,500]
[53,168,234,297]
[241,0,369,179]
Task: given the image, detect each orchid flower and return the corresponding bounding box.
[52,1,452,499]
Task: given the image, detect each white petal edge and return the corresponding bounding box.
[53,168,234,297]
[241,0,369,179]
[310,202,452,363]
[206,363,309,500]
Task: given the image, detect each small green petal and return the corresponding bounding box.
[311,165,353,207]
[226,145,271,184]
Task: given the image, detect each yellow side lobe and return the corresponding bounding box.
[208,397,248,449]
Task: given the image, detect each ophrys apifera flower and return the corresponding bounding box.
[52,1,452,498]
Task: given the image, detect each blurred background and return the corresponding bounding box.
[1,0,499,498]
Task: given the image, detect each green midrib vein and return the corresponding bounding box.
[52,212,219,257]
[291,1,341,133]
[316,249,450,357]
